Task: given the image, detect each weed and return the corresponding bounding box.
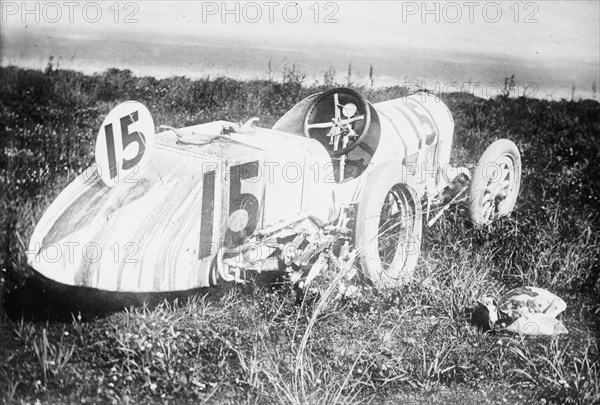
[33,327,75,385]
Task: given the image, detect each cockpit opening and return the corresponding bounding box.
[272,88,381,182]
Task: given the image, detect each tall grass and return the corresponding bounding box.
[1,66,599,404]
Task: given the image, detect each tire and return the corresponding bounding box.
[469,139,521,226]
[355,163,422,288]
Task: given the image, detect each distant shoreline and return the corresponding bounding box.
[2,61,598,103]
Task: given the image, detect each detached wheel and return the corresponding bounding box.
[355,163,422,287]
[470,139,521,226]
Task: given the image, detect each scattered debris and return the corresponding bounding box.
[472,286,568,335]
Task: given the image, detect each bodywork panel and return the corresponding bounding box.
[27,122,335,292]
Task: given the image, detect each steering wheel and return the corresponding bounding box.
[303,88,371,157]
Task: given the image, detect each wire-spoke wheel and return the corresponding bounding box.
[378,186,413,268]
[356,163,422,287]
[470,139,522,226]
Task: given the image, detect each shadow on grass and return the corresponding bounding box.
[1,268,286,322]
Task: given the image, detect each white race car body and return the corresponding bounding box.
[27,90,455,293]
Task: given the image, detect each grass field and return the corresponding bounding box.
[1,65,599,404]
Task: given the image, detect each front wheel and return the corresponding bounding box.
[355,163,422,288]
[469,139,521,226]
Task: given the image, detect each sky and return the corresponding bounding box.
[1,1,599,99]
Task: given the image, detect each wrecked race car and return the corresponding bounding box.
[24,87,521,308]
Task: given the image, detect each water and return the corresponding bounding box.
[2,19,598,101]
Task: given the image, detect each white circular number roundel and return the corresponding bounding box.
[95,101,155,187]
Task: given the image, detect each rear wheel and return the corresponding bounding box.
[469,139,521,226]
[355,163,422,287]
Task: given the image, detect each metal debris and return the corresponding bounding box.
[473,286,568,336]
